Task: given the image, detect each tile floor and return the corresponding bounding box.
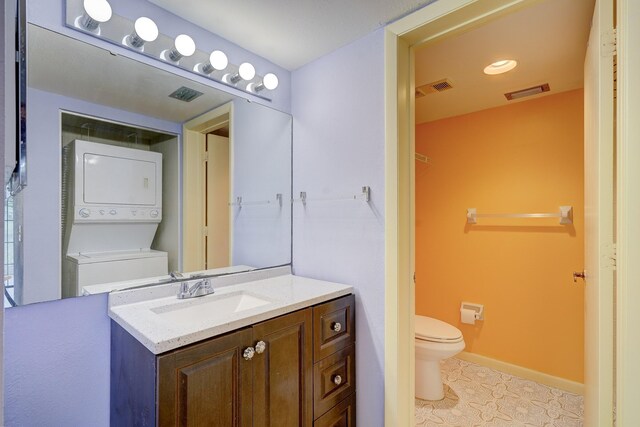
[415,358,583,426]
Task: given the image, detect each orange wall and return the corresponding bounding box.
[416,89,584,383]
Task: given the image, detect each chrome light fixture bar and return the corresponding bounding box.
[65,0,278,101]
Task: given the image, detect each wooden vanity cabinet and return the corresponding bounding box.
[111,294,354,427]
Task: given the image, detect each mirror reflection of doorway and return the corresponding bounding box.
[182,104,232,273]
[205,130,230,269]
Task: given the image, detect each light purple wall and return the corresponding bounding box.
[28,0,291,114]
[4,294,111,426]
[291,29,386,426]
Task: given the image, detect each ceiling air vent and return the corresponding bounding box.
[416,78,454,98]
[504,83,550,101]
[169,86,204,102]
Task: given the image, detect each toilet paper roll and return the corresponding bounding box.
[460,308,476,325]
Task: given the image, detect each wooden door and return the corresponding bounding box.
[252,309,314,427]
[206,134,231,269]
[583,0,615,426]
[157,328,254,427]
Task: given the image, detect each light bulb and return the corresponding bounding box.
[209,51,228,71]
[248,73,279,93]
[123,17,158,50]
[162,34,196,63]
[196,50,228,74]
[223,62,256,85]
[135,17,158,43]
[262,73,279,90]
[77,0,112,33]
[238,62,256,81]
[175,34,196,57]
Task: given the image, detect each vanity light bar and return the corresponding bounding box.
[67,0,279,99]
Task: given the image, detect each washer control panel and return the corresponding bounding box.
[74,205,162,222]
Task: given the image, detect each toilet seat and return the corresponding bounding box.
[415,315,463,343]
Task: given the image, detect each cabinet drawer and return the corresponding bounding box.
[314,393,356,427]
[313,295,355,361]
[314,344,355,419]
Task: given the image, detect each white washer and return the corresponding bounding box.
[63,249,168,298]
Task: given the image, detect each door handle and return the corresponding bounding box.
[573,271,586,283]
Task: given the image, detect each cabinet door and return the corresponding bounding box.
[157,328,254,427]
[252,308,314,427]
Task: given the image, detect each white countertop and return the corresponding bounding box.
[108,271,353,354]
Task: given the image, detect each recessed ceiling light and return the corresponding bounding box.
[484,59,518,75]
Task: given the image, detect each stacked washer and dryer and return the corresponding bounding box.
[61,139,168,298]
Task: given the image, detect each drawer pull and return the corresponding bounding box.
[243,347,255,361]
[331,322,342,332]
[333,374,343,386]
[255,340,266,354]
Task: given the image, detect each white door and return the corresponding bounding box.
[583,0,615,425]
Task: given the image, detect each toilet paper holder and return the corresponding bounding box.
[460,302,484,320]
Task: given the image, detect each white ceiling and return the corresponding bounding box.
[149,0,435,71]
[414,0,595,124]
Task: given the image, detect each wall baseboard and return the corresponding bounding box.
[456,351,584,395]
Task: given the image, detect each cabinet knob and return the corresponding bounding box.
[243,347,255,361]
[255,340,267,354]
[331,322,342,332]
[332,374,343,386]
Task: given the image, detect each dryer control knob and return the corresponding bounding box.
[79,208,90,218]
[109,209,117,215]
[150,210,159,218]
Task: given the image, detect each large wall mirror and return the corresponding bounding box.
[4,24,292,307]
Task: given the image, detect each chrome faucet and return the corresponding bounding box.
[177,278,215,299]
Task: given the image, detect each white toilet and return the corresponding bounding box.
[415,315,465,400]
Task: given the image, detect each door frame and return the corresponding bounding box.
[382,0,631,425]
[615,0,640,424]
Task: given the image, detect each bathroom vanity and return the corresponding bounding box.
[109,271,356,426]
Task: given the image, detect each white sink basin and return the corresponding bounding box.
[151,290,273,323]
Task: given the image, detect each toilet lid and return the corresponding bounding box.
[415,316,463,343]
